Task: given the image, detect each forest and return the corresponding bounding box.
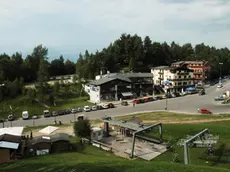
[76,33,230,80]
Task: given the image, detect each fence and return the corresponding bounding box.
[81,138,114,152]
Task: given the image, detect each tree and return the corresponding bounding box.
[65,59,76,75]
[129,57,136,71]
[53,81,60,95]
[37,59,49,100]
[72,74,78,84]
[73,119,91,138]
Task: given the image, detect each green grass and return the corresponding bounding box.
[117,111,230,122]
[1,145,229,172]
[0,96,92,119]
[151,121,230,169]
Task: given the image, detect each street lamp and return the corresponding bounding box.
[0,84,5,101]
[219,62,223,83]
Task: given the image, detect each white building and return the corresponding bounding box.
[151,66,194,93]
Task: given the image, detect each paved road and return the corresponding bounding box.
[1,81,230,128]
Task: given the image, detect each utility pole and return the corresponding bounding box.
[219,62,223,83]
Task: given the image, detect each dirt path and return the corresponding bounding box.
[143,118,230,124]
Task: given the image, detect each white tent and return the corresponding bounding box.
[39,126,59,135]
[0,127,24,136]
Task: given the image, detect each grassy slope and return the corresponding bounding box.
[117,111,230,122]
[0,96,92,119]
[1,146,228,172]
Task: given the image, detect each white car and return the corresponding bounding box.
[91,106,97,111]
[22,111,29,120]
[101,104,109,109]
[44,110,51,118]
[71,109,77,113]
[217,84,223,88]
[83,106,91,112]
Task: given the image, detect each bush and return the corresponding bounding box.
[73,119,91,139]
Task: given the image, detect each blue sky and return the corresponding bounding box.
[0,0,230,61]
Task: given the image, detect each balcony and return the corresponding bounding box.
[177,72,189,75]
[193,71,203,74]
[168,78,194,81]
[158,71,163,74]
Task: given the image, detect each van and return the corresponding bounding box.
[43,110,51,118]
[83,106,91,112]
[22,111,29,120]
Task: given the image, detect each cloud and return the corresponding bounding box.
[0,0,230,59]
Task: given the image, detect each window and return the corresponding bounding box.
[188,75,191,78]
[183,82,187,85]
[178,82,182,85]
[179,76,181,78]
[184,76,186,79]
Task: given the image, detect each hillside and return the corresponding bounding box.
[1,146,228,172]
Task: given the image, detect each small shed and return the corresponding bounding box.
[28,136,51,155]
[91,127,103,141]
[50,133,70,153]
[0,134,21,163]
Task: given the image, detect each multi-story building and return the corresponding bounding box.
[86,72,153,103]
[171,61,210,83]
[151,66,194,93]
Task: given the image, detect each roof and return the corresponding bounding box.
[127,116,143,125]
[92,127,102,132]
[0,127,24,136]
[0,134,21,143]
[50,133,70,142]
[0,141,19,149]
[30,136,51,145]
[89,75,131,86]
[102,117,150,131]
[172,61,208,65]
[90,72,153,86]
[39,126,59,135]
[151,66,176,70]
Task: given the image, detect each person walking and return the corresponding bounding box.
[133,102,135,108]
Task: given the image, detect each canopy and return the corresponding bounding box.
[39,126,59,135]
[163,80,171,85]
[121,92,133,97]
[186,87,196,91]
[0,127,24,136]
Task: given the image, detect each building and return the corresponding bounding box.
[151,66,194,93]
[171,61,210,83]
[28,133,70,155]
[86,72,153,103]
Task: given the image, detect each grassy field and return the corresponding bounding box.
[117,111,230,123]
[1,145,229,172]
[0,96,92,119]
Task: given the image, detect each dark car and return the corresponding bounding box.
[8,114,15,121]
[64,109,71,114]
[58,110,65,116]
[97,105,103,110]
[108,103,115,108]
[121,101,128,106]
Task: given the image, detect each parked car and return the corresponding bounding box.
[97,105,103,110]
[64,109,71,114]
[71,109,77,113]
[52,111,58,116]
[143,97,149,103]
[58,110,65,116]
[77,108,83,112]
[121,101,128,106]
[217,84,223,88]
[83,106,91,112]
[91,106,97,111]
[108,103,115,108]
[43,110,51,118]
[8,114,15,121]
[199,108,212,114]
[22,111,29,120]
[101,104,109,109]
[214,96,225,101]
[32,114,39,119]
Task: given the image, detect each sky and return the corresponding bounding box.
[0,0,230,61]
